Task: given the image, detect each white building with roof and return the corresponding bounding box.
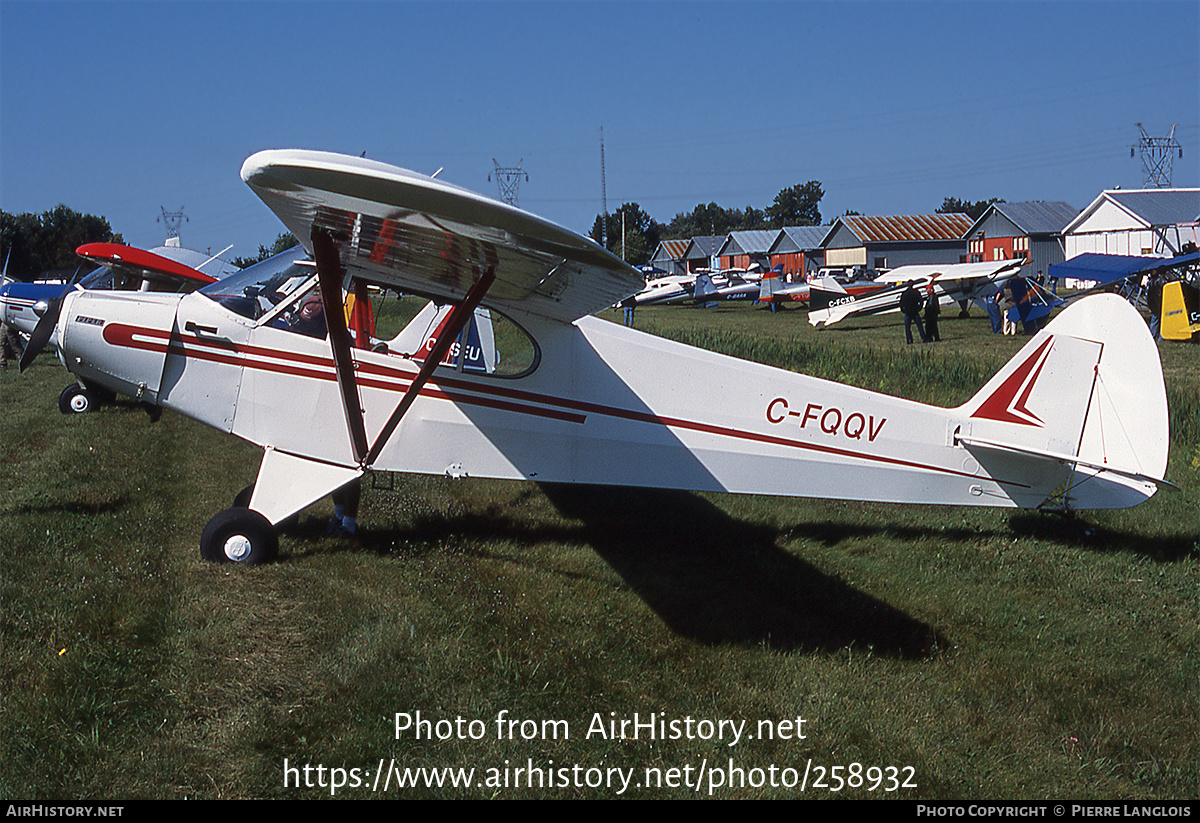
[1062,188,1199,259]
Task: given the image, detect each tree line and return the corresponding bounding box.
[589,181,825,267]
[1,206,122,280]
[2,192,1002,277]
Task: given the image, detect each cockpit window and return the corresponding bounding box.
[78,265,112,289]
[200,246,313,320]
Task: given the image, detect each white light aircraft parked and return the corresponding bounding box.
[34,150,1171,565]
[808,259,1025,327]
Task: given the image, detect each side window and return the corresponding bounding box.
[375,295,539,378]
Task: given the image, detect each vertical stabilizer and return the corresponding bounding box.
[956,294,1168,509]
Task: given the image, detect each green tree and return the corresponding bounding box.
[767,181,823,227]
[938,197,1003,221]
[590,203,661,265]
[663,202,745,239]
[1,206,122,279]
[232,233,300,269]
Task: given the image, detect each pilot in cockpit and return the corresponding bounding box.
[274,292,328,339]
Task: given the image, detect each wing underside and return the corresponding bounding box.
[242,150,643,323]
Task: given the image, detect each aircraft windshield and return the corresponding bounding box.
[199,245,312,320]
[77,266,113,289]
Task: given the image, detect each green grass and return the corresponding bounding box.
[1,301,1196,799]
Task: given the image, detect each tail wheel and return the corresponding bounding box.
[58,384,93,415]
[200,508,278,566]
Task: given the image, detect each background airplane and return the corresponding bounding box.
[808,259,1025,327]
[26,150,1171,567]
[11,241,235,412]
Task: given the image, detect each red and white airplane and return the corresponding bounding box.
[30,150,1172,565]
[12,242,227,413]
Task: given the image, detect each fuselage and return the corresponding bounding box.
[54,269,1084,514]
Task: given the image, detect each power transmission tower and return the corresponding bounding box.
[489,159,527,206]
[1131,123,1183,188]
[158,206,188,240]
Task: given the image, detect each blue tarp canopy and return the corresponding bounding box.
[1049,252,1200,284]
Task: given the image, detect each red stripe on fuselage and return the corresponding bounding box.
[100,322,1029,489]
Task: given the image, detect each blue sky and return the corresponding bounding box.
[2,1,1198,260]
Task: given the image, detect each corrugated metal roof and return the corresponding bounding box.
[839,213,973,244]
[683,235,725,259]
[1106,189,1200,226]
[655,239,690,260]
[991,201,1079,234]
[721,230,780,255]
[774,225,832,251]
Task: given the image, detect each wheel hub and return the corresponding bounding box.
[223,534,253,562]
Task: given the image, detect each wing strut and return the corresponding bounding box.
[310,224,496,469]
[363,263,495,466]
[312,225,370,461]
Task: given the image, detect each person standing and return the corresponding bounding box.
[1147,270,1164,342]
[999,284,1016,336]
[1,320,23,368]
[985,291,1003,334]
[900,281,927,344]
[924,284,941,342]
[621,296,636,327]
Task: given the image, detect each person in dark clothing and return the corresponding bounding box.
[899,281,927,344]
[924,284,941,342]
[1147,270,1164,341]
[328,479,362,537]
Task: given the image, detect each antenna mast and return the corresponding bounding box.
[489,159,527,206]
[600,127,608,249]
[1131,123,1183,188]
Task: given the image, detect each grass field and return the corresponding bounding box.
[1,300,1196,799]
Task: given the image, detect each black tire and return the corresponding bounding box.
[199,508,278,566]
[58,383,93,415]
[230,484,300,532]
[232,484,255,508]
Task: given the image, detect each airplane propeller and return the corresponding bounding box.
[19,294,62,372]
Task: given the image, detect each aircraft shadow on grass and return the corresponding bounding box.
[286,483,1195,657]
[292,484,946,659]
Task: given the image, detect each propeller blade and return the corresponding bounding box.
[19,296,61,372]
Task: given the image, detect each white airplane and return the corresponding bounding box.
[30,150,1171,565]
[682,270,761,306]
[629,273,696,305]
[10,242,231,413]
[808,259,1026,327]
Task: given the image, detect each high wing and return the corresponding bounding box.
[873,259,1025,286]
[74,243,218,290]
[241,150,643,324]
[809,260,1024,327]
[1047,251,1200,286]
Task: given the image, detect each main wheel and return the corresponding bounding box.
[200,508,278,566]
[59,383,93,415]
[232,484,255,508]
